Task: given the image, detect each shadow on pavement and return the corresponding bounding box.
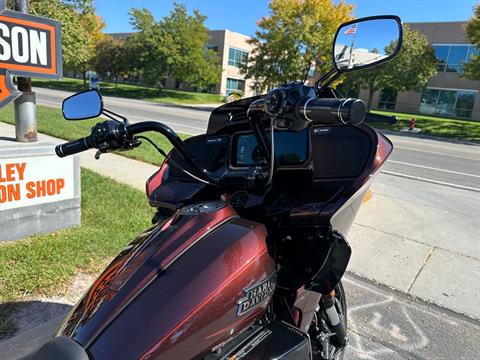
[0,300,72,360]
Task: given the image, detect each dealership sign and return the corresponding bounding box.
[0,0,62,107]
[0,155,74,211]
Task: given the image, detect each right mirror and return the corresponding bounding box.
[333,16,402,72]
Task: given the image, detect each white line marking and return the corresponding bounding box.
[387,160,480,178]
[394,146,479,160]
[380,170,480,192]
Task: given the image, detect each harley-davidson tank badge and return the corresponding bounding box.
[236,275,276,316]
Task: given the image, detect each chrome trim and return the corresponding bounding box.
[303,97,314,122]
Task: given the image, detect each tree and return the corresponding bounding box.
[29,0,105,79]
[95,37,128,88]
[161,3,221,88]
[243,0,354,91]
[128,3,221,90]
[340,25,437,110]
[463,4,480,80]
[126,8,165,85]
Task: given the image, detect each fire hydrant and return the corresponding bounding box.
[409,118,416,131]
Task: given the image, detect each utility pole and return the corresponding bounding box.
[14,0,37,142]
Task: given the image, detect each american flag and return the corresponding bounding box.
[344,24,357,35]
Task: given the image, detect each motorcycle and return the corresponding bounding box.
[30,15,402,360]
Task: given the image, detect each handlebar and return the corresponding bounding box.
[54,120,216,184]
[55,136,94,157]
[296,97,367,125]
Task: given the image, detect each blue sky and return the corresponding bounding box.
[95,0,477,35]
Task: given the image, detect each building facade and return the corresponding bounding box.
[207,29,257,97]
[360,21,480,120]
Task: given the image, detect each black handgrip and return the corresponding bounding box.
[297,98,367,125]
[55,136,93,158]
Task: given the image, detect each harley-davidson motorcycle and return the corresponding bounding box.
[30,15,402,360]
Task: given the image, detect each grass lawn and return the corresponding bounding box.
[0,170,154,337]
[32,77,223,105]
[371,110,480,142]
[0,104,188,166]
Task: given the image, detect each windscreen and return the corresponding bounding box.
[233,129,309,167]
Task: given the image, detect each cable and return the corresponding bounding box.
[267,118,275,186]
[135,135,218,187]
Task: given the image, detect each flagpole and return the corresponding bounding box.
[347,25,357,69]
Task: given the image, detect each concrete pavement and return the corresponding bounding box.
[348,172,480,319]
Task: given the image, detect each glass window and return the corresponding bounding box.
[468,46,479,60]
[419,88,477,118]
[207,44,219,53]
[455,91,476,117]
[378,88,398,110]
[436,90,456,115]
[226,78,245,95]
[446,46,469,72]
[433,45,449,72]
[432,45,477,73]
[419,89,440,115]
[228,48,248,67]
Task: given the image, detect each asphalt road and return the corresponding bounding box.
[35,87,480,192]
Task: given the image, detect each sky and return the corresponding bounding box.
[95,0,478,36]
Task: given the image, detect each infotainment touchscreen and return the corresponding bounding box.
[233,129,308,167]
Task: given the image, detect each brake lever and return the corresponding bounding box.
[94,142,109,160]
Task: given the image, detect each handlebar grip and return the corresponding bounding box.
[297,98,367,125]
[55,137,93,158]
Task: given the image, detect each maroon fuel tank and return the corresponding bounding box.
[57,201,275,360]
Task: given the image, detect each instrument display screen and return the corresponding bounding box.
[233,129,309,167]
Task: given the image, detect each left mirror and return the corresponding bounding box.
[333,16,402,72]
[62,90,103,120]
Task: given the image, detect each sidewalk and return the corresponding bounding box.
[348,172,480,319]
[1,122,479,321]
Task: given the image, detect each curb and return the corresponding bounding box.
[376,128,480,146]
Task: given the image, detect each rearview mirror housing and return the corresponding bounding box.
[62,90,103,121]
[333,15,402,73]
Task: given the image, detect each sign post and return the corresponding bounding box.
[13,0,36,142]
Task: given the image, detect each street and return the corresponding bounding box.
[22,87,480,358]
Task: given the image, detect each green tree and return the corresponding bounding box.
[463,4,480,80]
[340,25,437,110]
[126,8,165,85]
[243,0,354,91]
[29,0,104,79]
[95,37,129,88]
[128,3,221,90]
